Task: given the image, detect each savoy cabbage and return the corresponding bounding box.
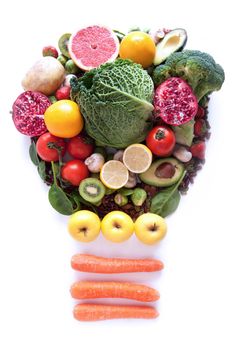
[71,59,154,148]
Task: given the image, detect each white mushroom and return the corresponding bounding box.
[84,153,105,173]
[63,74,76,87]
[124,171,137,188]
[173,145,192,163]
[153,29,166,43]
[113,150,124,162]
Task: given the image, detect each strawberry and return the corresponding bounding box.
[42,46,58,58]
[194,119,207,137]
[190,141,206,160]
[55,86,71,100]
[195,105,205,119]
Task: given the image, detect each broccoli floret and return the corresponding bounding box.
[153,50,225,101]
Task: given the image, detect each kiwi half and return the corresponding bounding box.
[79,178,105,204]
[58,33,71,58]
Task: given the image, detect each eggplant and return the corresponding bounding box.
[154,28,187,66]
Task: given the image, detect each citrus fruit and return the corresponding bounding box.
[123,144,153,173]
[119,31,156,68]
[44,100,83,138]
[68,25,119,71]
[100,160,129,189]
[101,211,134,243]
[68,210,101,243]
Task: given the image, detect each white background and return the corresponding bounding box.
[0,1,232,349]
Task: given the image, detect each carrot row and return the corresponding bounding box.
[71,254,163,321]
[70,281,160,302]
[74,303,158,321]
[71,254,164,274]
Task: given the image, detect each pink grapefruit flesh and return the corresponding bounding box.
[68,25,119,71]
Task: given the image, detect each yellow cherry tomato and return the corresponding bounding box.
[44,100,84,138]
[119,31,156,68]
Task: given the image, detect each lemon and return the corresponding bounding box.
[100,160,129,189]
[123,144,153,173]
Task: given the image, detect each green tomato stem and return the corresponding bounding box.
[51,161,57,186]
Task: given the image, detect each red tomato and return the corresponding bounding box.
[146,126,176,157]
[61,160,89,186]
[36,132,66,162]
[67,135,94,160]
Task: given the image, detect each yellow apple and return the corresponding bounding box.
[101,211,134,243]
[68,210,101,242]
[134,213,167,245]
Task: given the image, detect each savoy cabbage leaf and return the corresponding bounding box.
[71,59,154,148]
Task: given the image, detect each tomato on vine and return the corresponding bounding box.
[146,126,176,157]
[61,160,89,186]
[67,135,94,160]
[36,132,66,162]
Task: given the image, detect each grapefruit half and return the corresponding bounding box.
[68,25,119,71]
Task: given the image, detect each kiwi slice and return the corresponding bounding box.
[79,178,105,204]
[58,33,71,58]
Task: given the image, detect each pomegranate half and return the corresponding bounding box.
[154,77,198,126]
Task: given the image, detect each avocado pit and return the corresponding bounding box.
[155,162,176,178]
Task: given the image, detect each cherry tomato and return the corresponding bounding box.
[67,135,94,160]
[61,160,89,186]
[36,132,66,162]
[146,126,176,157]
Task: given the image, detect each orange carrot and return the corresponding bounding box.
[74,303,159,321]
[71,254,164,273]
[70,281,160,302]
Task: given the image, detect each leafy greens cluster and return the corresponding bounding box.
[71,59,154,148]
[153,50,225,101]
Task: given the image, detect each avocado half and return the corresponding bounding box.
[154,28,187,66]
[139,157,184,187]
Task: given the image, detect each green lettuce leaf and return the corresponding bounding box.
[150,171,186,217]
[172,120,194,147]
[71,59,154,148]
